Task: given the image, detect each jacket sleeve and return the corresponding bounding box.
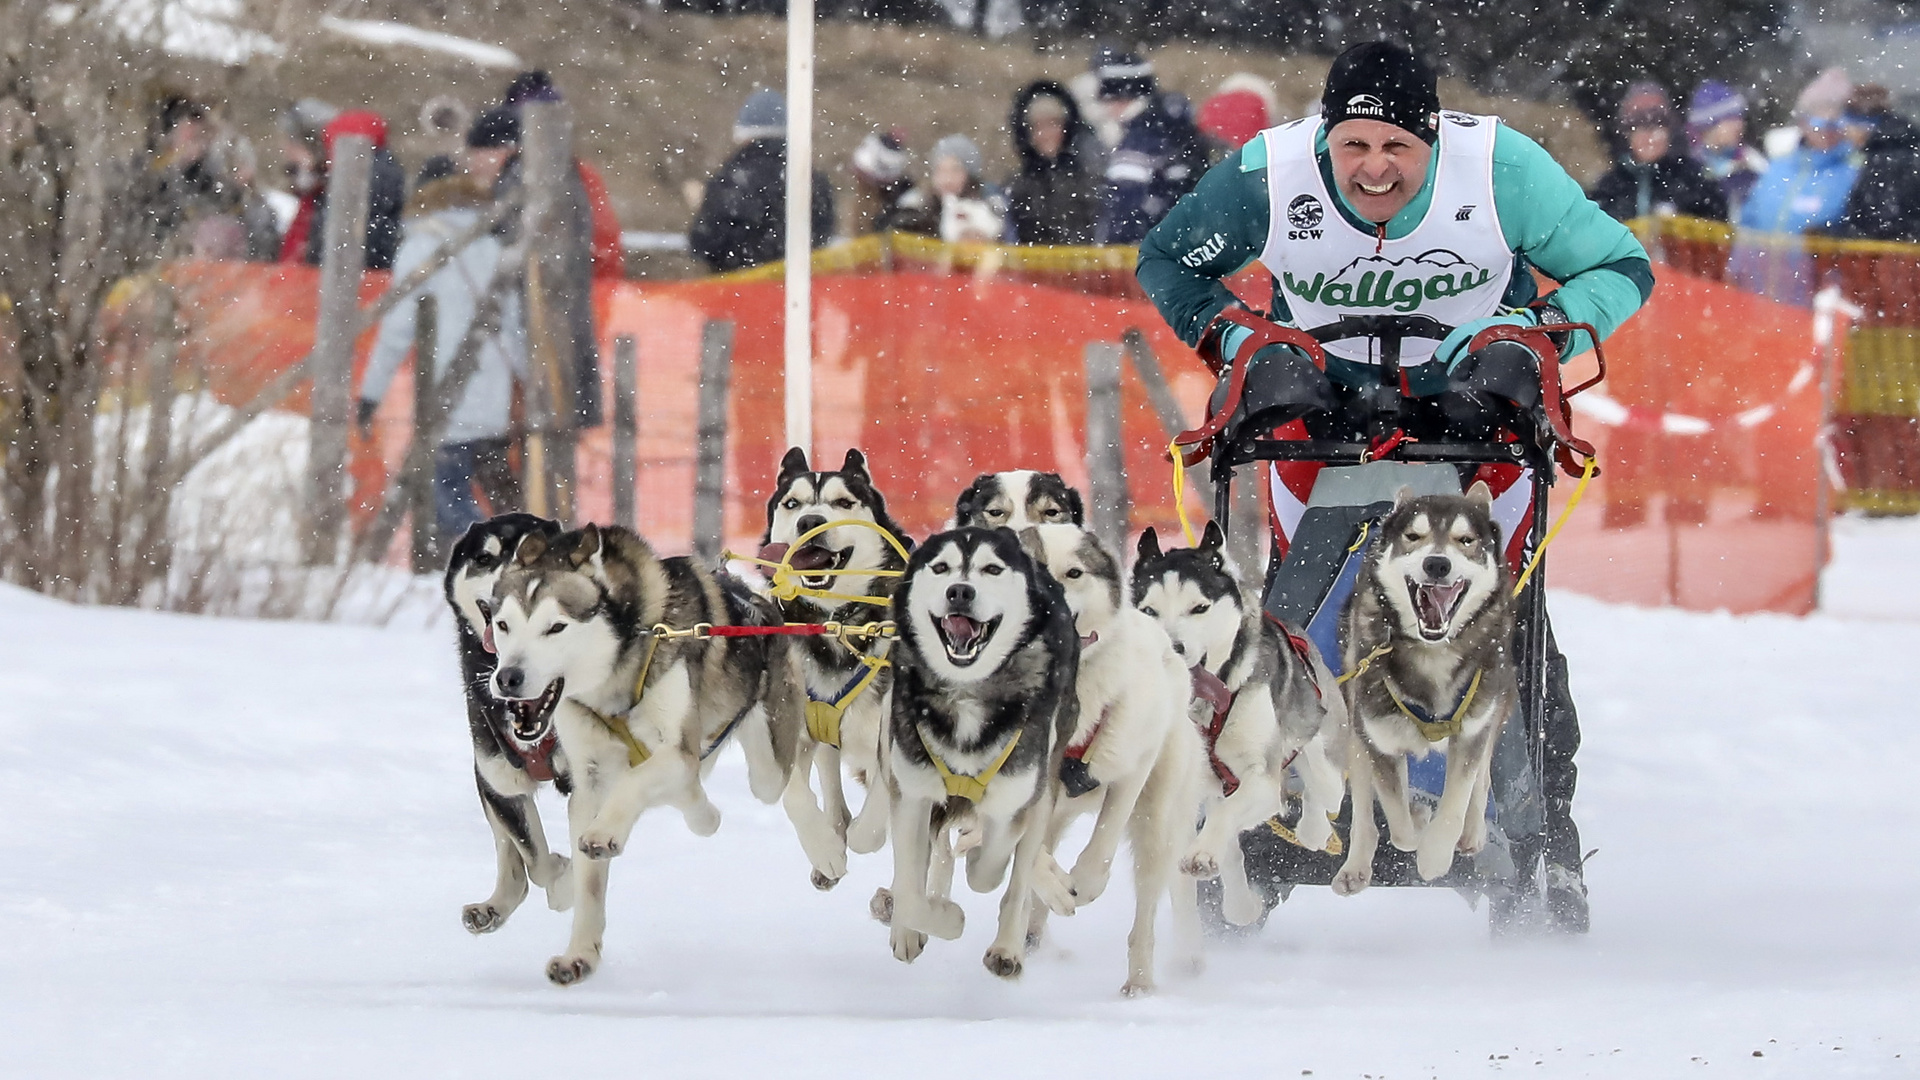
[1492,125,1654,348]
[1135,147,1273,348]
[687,167,737,271]
[360,231,433,404]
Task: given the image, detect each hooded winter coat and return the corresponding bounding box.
[282,110,406,271]
[360,176,527,446]
[1588,151,1728,222]
[1004,81,1100,245]
[688,138,835,272]
[1097,92,1210,245]
[1841,110,1920,241]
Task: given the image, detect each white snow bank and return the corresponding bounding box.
[320,17,521,70]
[1,578,1915,1077]
[92,0,284,63]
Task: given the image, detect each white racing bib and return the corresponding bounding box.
[1256,111,1511,370]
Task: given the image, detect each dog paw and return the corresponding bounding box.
[869,887,894,925]
[1025,927,1046,951]
[577,832,622,860]
[545,954,596,986]
[890,924,926,963]
[1415,835,1458,881]
[1120,977,1153,998]
[1221,883,1265,927]
[953,824,983,855]
[682,799,721,838]
[543,870,574,912]
[1296,813,1335,853]
[462,903,508,934]
[1033,855,1077,916]
[1331,861,1372,896]
[846,815,887,855]
[1179,849,1221,879]
[918,898,965,940]
[1068,862,1112,906]
[810,869,841,892]
[982,947,1024,980]
[1458,819,1488,856]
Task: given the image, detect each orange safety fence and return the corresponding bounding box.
[128,236,1830,614]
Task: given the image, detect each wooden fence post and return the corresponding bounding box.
[612,334,638,531]
[1084,340,1130,552]
[408,295,438,574]
[520,101,578,524]
[305,133,373,564]
[692,319,735,565]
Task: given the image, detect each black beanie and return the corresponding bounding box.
[1321,41,1441,145]
[466,106,520,149]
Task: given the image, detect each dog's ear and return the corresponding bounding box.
[1014,525,1046,566]
[1063,483,1086,526]
[1136,526,1162,562]
[569,524,602,570]
[1393,485,1416,509]
[1465,480,1493,509]
[1201,519,1225,553]
[778,447,809,482]
[841,448,869,481]
[954,475,989,524]
[515,532,548,565]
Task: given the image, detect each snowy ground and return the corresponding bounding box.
[4,522,1919,1078]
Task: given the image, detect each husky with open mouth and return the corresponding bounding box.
[758,447,914,884]
[443,513,573,935]
[1132,521,1349,928]
[884,527,1079,978]
[954,469,1085,529]
[487,524,804,985]
[1335,483,1518,893]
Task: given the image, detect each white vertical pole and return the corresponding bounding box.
[783,0,815,456]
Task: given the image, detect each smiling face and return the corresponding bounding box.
[486,529,622,740]
[901,529,1034,683]
[1326,118,1432,224]
[764,448,895,596]
[1375,484,1504,643]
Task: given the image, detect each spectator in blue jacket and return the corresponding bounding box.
[1092,49,1209,245]
[1729,68,1859,305]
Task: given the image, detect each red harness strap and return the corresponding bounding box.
[1190,665,1240,796]
[704,623,835,637]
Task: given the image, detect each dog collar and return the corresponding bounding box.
[1384,668,1485,742]
[917,726,1022,803]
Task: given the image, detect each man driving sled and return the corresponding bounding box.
[1138,40,1654,933]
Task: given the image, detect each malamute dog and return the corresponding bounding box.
[487,523,803,985]
[1335,483,1518,893]
[954,469,1085,529]
[760,447,914,880]
[1132,521,1348,927]
[443,513,573,933]
[1022,523,1203,996]
[885,527,1079,977]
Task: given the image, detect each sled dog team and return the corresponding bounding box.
[449,450,1517,995]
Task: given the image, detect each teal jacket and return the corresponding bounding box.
[1137,121,1654,376]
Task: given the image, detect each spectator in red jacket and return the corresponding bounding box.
[277,108,405,270]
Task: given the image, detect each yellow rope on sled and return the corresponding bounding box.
[1169,438,1198,546]
[724,518,912,606]
[1511,452,1597,598]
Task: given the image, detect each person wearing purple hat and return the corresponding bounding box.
[1588,82,1727,222]
[1687,81,1767,218]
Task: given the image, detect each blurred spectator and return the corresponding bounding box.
[888,134,1007,243]
[470,104,603,428]
[275,98,337,255]
[357,167,526,546]
[278,109,405,271]
[1196,73,1276,159]
[129,96,278,261]
[1687,81,1767,219]
[849,128,913,234]
[418,96,473,157]
[1840,84,1920,241]
[1729,68,1860,305]
[1092,50,1209,245]
[1005,82,1098,245]
[501,70,624,280]
[689,88,836,271]
[1588,83,1726,222]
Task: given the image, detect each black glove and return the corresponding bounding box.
[355,398,378,439]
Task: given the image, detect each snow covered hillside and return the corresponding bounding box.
[3,525,1918,1078]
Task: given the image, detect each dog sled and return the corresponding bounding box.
[1173,312,1601,935]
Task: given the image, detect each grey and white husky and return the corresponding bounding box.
[954,469,1085,529]
[486,523,804,985]
[1335,483,1518,893]
[443,513,572,934]
[884,527,1079,978]
[1132,521,1348,927]
[759,447,914,882]
[1022,523,1203,996]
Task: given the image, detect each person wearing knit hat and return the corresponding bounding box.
[1729,68,1860,303]
[1588,82,1727,223]
[886,133,1007,243]
[1136,39,1655,933]
[1839,84,1920,241]
[1687,81,1767,218]
[688,88,835,272]
[849,128,914,235]
[1092,47,1210,244]
[1197,73,1276,159]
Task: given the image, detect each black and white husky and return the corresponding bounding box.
[487,523,803,985]
[885,527,1079,977]
[759,447,913,883]
[443,514,572,934]
[1336,483,1518,893]
[1132,521,1348,927]
[1022,523,1202,996]
[955,469,1085,529]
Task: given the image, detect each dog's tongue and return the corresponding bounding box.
[787,544,837,573]
[482,621,497,654]
[758,542,789,564]
[1415,580,1467,632]
[941,614,984,652]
